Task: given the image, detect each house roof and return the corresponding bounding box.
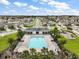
[25,28,49,32]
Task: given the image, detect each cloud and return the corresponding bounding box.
[41,0,49,2]
[35,0,79,15]
[3,11,9,14]
[46,9,79,15]
[31,7,79,15]
[29,5,39,10]
[39,0,51,2]
[0,0,10,5]
[14,2,27,7]
[2,9,17,15]
[48,1,70,10]
[2,8,79,15]
[1,0,79,15]
[35,0,70,10]
[68,9,79,15]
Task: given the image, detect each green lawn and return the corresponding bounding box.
[24,24,33,28]
[0,33,17,52]
[64,37,79,56]
[58,35,79,56]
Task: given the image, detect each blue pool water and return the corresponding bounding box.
[28,36,47,48]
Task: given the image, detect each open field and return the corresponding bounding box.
[58,35,79,56]
[0,33,17,52]
[64,37,79,56]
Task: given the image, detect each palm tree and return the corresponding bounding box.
[47,50,54,59]
[30,48,37,59]
[17,29,25,41]
[41,47,48,59]
[41,47,48,55]
[21,50,30,59]
[37,52,43,59]
[30,48,36,55]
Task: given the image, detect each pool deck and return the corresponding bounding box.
[44,35,60,55]
[14,34,60,55]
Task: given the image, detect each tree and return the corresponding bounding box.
[17,29,25,41]
[41,47,48,55]
[21,50,30,59]
[50,27,60,42]
[30,48,37,59]
[70,53,78,59]
[47,50,54,59]
[37,52,43,59]
[8,38,14,46]
[41,47,48,59]
[53,27,60,39]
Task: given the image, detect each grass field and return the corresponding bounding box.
[58,35,79,56]
[0,33,17,52]
[64,37,79,56]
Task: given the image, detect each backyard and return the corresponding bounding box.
[0,33,18,52]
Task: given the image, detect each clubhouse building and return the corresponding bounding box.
[25,28,49,34]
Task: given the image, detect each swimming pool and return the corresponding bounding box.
[28,35,48,48]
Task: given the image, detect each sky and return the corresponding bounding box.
[0,0,79,15]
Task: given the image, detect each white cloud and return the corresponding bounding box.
[48,1,70,10]
[14,2,27,7]
[40,0,51,2]
[2,8,79,15]
[46,9,79,15]
[36,0,79,15]
[3,11,9,14]
[2,9,18,15]
[35,0,70,10]
[33,0,50,3]
[32,7,79,15]
[29,5,39,10]
[68,9,79,15]
[1,0,79,15]
[41,0,49,2]
[0,0,10,5]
